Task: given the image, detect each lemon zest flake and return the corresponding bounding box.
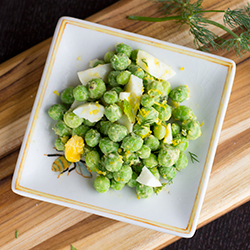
[54,90,60,96]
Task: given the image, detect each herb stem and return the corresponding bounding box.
[196,10,225,14]
[198,17,239,39]
[128,15,183,22]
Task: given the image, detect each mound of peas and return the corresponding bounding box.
[48,43,202,199]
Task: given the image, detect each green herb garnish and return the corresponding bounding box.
[141,58,148,67]
[188,151,199,163]
[128,0,250,56]
[71,245,77,250]
[15,230,19,239]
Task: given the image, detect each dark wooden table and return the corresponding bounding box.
[0,0,249,249]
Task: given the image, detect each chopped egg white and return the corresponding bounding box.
[77,63,112,85]
[118,115,133,133]
[136,166,162,187]
[137,50,176,81]
[124,74,143,98]
[73,102,104,122]
[70,100,84,110]
[124,74,143,118]
[117,75,143,132]
[119,92,131,101]
[163,123,173,144]
[118,91,133,133]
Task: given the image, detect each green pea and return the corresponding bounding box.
[104,51,115,63]
[99,120,113,135]
[161,81,171,97]
[85,150,100,172]
[175,152,188,171]
[115,43,133,58]
[143,153,158,168]
[127,172,138,188]
[104,152,123,172]
[137,145,151,159]
[108,70,121,87]
[116,70,131,85]
[103,90,119,104]
[87,78,106,99]
[111,86,123,94]
[63,111,84,129]
[82,144,93,158]
[72,124,89,137]
[53,120,71,137]
[132,163,143,174]
[94,175,110,193]
[60,135,69,144]
[127,64,145,79]
[144,135,160,151]
[137,107,158,125]
[110,53,131,71]
[149,167,160,179]
[159,166,177,181]
[147,80,165,98]
[169,85,189,103]
[93,60,105,67]
[171,123,181,136]
[130,49,139,61]
[113,165,133,184]
[121,133,143,152]
[84,119,96,127]
[172,134,189,151]
[158,146,180,167]
[153,124,166,140]
[182,119,201,140]
[136,183,154,199]
[73,85,89,102]
[153,103,172,121]
[85,129,101,147]
[143,72,155,89]
[108,123,128,142]
[140,94,155,107]
[133,123,151,138]
[106,171,114,180]
[48,104,67,120]
[122,151,141,165]
[55,138,65,151]
[172,105,196,122]
[61,87,75,105]
[104,104,122,122]
[110,179,125,190]
[97,155,109,175]
[99,137,119,155]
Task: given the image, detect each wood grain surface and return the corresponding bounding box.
[0,0,250,249]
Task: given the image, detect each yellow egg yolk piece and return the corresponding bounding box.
[64,135,84,162]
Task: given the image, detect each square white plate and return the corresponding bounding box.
[12,16,236,238]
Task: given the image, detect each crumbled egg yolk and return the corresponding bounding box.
[180,67,185,71]
[65,135,84,162]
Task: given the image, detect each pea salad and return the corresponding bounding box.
[48,43,202,199]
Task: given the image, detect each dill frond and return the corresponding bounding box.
[128,0,250,56]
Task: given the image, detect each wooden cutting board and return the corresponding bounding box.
[0,0,250,249]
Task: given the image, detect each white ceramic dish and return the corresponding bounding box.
[12,16,236,238]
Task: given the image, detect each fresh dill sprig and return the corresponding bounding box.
[128,0,250,56]
[188,151,199,163]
